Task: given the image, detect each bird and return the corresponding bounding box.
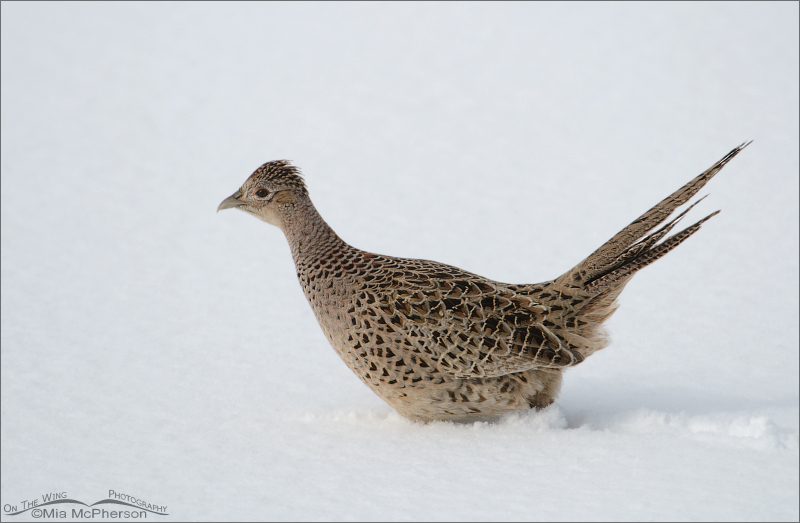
[218,143,749,422]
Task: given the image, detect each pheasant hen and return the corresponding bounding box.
[218,143,749,422]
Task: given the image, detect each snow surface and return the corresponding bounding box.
[1,3,798,521]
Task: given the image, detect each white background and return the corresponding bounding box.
[2,3,798,521]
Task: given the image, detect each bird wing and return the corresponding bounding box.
[374,260,583,379]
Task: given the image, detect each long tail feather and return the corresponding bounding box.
[546,142,749,362]
[560,141,750,295]
[584,209,719,294]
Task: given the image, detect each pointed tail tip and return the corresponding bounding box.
[718,141,752,166]
[699,209,721,225]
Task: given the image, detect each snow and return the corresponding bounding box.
[2,3,798,521]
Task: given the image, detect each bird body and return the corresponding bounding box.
[219,144,749,422]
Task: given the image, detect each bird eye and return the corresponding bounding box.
[255,189,269,198]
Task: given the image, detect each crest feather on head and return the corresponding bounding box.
[248,160,308,195]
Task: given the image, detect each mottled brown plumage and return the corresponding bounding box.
[218,143,749,422]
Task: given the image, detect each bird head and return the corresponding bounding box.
[217,160,308,228]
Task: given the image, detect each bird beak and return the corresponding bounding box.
[217,190,245,212]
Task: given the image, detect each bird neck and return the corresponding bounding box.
[282,197,348,270]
